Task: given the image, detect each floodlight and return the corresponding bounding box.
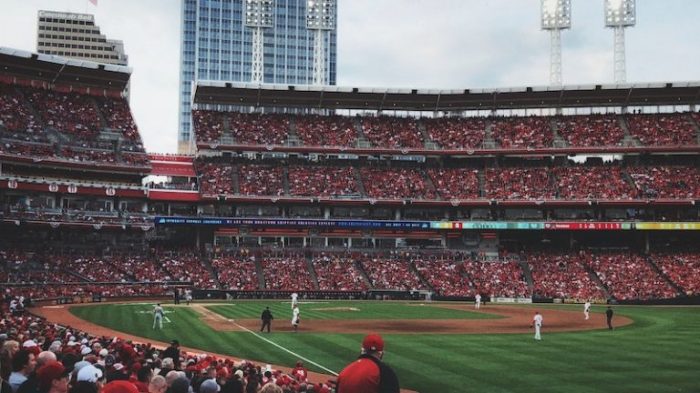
[541,0,571,30]
[306,0,335,30]
[604,0,636,83]
[307,0,335,85]
[605,0,635,27]
[245,0,274,27]
[540,0,570,86]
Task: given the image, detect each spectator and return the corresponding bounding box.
[9,350,36,392]
[336,334,399,393]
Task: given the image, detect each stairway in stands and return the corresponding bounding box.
[518,260,535,294]
[417,121,439,149]
[644,255,684,297]
[198,253,222,289]
[305,255,320,290]
[582,264,613,300]
[353,118,372,148]
[618,114,641,146]
[254,259,266,290]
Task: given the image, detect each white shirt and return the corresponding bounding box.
[584,302,591,311]
[154,305,164,318]
[292,307,300,322]
[291,293,298,302]
[475,294,481,302]
[533,314,543,326]
[9,372,28,392]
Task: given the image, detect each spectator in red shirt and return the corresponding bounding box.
[336,334,399,393]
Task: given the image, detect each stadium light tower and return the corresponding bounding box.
[541,0,571,87]
[245,0,274,83]
[605,0,636,83]
[306,0,336,86]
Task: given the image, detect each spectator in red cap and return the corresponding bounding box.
[291,362,307,382]
[102,381,138,393]
[35,361,70,393]
[335,334,399,393]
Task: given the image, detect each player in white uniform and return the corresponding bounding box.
[185,289,193,306]
[291,292,299,309]
[153,303,164,329]
[475,294,482,309]
[291,304,300,333]
[532,311,543,340]
[584,300,591,320]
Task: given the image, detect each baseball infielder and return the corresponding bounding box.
[292,304,300,333]
[153,303,164,329]
[584,301,591,320]
[532,311,543,340]
[475,294,482,309]
[291,292,299,309]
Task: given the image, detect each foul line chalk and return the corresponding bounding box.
[230,320,338,376]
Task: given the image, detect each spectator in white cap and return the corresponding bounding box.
[76,365,103,384]
[80,347,92,357]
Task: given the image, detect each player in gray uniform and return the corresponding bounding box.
[153,303,164,329]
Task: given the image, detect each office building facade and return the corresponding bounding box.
[36,10,128,66]
[178,0,337,153]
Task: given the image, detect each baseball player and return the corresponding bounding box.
[531,311,543,340]
[475,293,482,309]
[153,303,164,329]
[292,304,300,333]
[185,289,193,306]
[584,300,591,320]
[291,292,299,309]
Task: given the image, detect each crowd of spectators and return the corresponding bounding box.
[360,168,436,200]
[229,113,289,146]
[294,115,358,148]
[626,113,697,146]
[360,117,423,148]
[211,256,259,290]
[584,251,678,300]
[460,261,529,298]
[60,147,117,164]
[312,254,369,291]
[484,168,555,200]
[423,117,486,149]
[25,88,101,142]
[413,258,472,296]
[527,252,606,299]
[358,254,426,291]
[238,165,285,196]
[192,111,225,144]
[0,302,332,393]
[555,114,625,147]
[160,255,217,289]
[628,166,700,199]
[97,97,143,147]
[555,166,636,199]
[0,84,44,141]
[651,252,700,296]
[288,167,358,197]
[260,256,316,291]
[492,116,553,148]
[427,168,481,200]
[196,163,234,195]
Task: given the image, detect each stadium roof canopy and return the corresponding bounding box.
[0,47,131,91]
[194,80,700,111]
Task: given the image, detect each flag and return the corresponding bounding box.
[89,0,98,6]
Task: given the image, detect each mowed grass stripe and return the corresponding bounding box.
[71,303,700,393]
[207,301,498,321]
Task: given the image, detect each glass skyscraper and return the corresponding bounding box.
[178,0,338,152]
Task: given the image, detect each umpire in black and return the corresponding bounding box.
[261,307,273,333]
[606,306,614,330]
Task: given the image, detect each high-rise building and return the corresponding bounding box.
[36,10,128,66]
[177,0,338,153]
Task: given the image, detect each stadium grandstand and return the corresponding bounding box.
[1,46,700,308]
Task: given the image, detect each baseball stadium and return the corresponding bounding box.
[1,1,700,393]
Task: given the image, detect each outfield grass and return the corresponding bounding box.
[70,302,700,393]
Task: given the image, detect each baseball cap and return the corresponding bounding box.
[22,339,38,348]
[102,381,138,393]
[113,363,125,372]
[199,379,220,393]
[37,361,70,390]
[170,340,179,346]
[99,349,109,357]
[362,334,384,352]
[77,365,104,383]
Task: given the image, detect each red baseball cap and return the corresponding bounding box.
[102,381,139,393]
[362,334,384,352]
[36,361,69,390]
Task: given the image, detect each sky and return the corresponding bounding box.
[1,0,699,154]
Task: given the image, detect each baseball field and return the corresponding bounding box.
[50,301,700,393]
